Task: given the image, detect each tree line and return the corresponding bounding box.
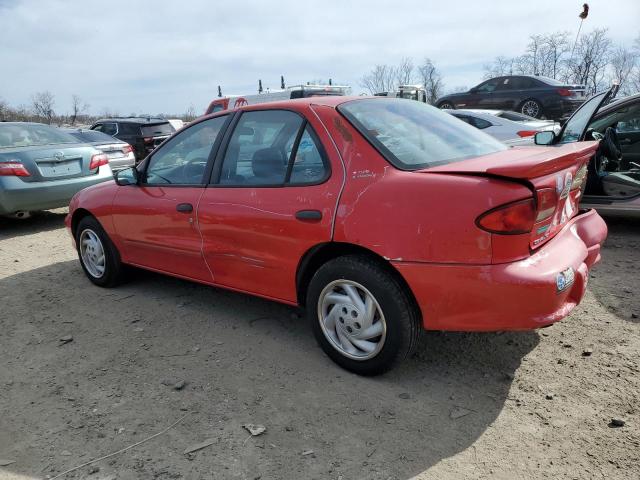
[483,29,640,95]
[0,93,199,126]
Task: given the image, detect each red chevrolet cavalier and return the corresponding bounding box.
[66,97,607,375]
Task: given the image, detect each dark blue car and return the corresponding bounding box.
[436,75,586,121]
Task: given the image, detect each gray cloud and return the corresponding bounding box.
[1,0,638,115]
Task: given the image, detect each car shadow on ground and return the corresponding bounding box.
[589,214,640,324]
[0,260,539,480]
[0,209,68,240]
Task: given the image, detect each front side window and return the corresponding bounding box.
[476,79,500,93]
[145,116,228,185]
[339,99,506,170]
[219,110,303,186]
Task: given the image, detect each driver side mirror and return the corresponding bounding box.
[534,131,556,146]
[114,166,139,186]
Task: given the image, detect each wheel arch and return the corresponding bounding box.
[518,97,543,117]
[295,242,421,316]
[70,208,95,237]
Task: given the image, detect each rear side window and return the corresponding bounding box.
[218,110,329,186]
[339,99,506,170]
[119,123,141,136]
[141,123,175,136]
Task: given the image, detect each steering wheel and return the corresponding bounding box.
[181,158,208,183]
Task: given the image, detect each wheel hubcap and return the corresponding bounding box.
[522,101,540,117]
[79,229,106,278]
[440,103,452,109]
[317,280,386,361]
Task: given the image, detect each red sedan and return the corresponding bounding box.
[66,97,607,375]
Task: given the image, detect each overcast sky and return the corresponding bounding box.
[1,0,638,116]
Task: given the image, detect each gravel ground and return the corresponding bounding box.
[0,209,638,480]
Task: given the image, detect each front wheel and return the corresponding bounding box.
[306,255,420,375]
[75,216,124,287]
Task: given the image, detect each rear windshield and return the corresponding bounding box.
[338,99,506,170]
[0,123,77,149]
[140,123,175,136]
[67,130,118,143]
[497,111,537,121]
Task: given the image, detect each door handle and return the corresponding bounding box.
[295,209,322,221]
[176,203,193,213]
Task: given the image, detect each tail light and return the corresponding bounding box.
[557,88,573,97]
[517,130,538,137]
[122,145,134,154]
[89,153,109,170]
[476,198,536,235]
[535,188,557,221]
[0,161,30,177]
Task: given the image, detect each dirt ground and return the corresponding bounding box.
[0,209,638,480]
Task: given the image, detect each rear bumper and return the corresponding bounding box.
[543,98,585,120]
[394,209,607,331]
[0,167,113,215]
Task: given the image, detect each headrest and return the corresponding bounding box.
[252,147,286,180]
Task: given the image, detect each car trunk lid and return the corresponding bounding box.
[419,141,598,249]
[2,145,100,182]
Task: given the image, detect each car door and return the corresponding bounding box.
[614,104,640,168]
[111,115,230,282]
[467,78,501,109]
[197,108,343,303]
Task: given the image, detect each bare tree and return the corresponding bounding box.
[609,45,638,95]
[394,57,414,86]
[564,28,612,92]
[32,91,56,124]
[483,56,517,79]
[360,64,396,94]
[541,32,570,78]
[0,97,9,121]
[70,94,90,126]
[417,58,444,104]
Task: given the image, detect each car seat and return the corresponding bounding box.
[251,147,286,184]
[601,172,640,197]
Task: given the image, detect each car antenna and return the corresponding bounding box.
[218,85,222,97]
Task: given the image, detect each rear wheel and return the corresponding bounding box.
[438,101,454,109]
[520,99,543,118]
[306,255,420,375]
[75,216,123,287]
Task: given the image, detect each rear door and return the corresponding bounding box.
[197,107,343,303]
[111,115,230,282]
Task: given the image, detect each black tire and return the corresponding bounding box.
[306,255,420,376]
[519,98,543,119]
[438,101,454,109]
[75,216,123,287]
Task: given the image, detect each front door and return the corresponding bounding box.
[198,108,343,302]
[111,115,230,282]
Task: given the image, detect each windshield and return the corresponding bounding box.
[338,98,506,170]
[558,91,607,143]
[0,123,78,148]
[67,130,118,143]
